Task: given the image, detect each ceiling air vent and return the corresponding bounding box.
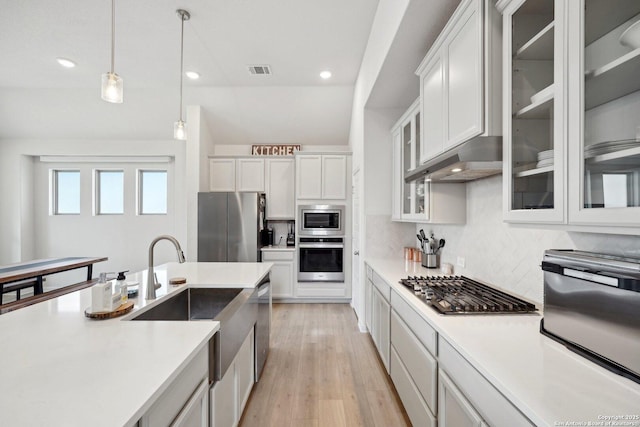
[247,65,272,76]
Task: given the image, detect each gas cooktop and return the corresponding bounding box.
[399,276,537,315]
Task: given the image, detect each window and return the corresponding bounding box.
[96,170,124,214]
[53,170,80,214]
[139,170,167,214]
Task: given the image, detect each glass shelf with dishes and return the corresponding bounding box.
[501,0,565,220]
[568,1,640,221]
[392,99,428,222]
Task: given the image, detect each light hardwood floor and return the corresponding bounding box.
[239,303,411,427]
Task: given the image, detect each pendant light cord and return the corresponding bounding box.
[110,0,115,74]
[179,12,185,121]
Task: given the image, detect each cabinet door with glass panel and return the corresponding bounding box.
[567,0,640,227]
[391,99,427,222]
[499,0,566,223]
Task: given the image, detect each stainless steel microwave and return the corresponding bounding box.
[298,205,344,236]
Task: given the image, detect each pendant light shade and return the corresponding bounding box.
[174,9,190,140]
[101,0,123,103]
[174,120,187,141]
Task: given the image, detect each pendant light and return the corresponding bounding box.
[101,0,123,103]
[174,9,190,141]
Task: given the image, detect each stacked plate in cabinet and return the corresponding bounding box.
[536,149,554,168]
[584,139,640,158]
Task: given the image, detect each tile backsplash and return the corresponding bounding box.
[416,175,640,304]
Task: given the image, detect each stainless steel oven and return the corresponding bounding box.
[299,205,344,236]
[298,237,345,282]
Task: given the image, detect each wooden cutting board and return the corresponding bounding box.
[84,301,134,320]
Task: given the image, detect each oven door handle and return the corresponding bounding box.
[299,243,344,249]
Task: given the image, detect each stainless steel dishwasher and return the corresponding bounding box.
[255,274,271,381]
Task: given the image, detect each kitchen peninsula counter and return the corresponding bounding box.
[0,262,271,427]
[366,257,640,427]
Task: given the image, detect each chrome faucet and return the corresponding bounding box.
[147,235,186,299]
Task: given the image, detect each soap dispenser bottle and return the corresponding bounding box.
[91,273,112,312]
[115,270,129,304]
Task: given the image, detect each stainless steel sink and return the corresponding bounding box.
[131,287,258,383]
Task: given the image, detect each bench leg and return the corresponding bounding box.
[35,276,44,295]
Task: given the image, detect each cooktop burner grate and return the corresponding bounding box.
[399,276,537,315]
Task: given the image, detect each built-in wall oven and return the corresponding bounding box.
[298,237,345,282]
[298,205,345,282]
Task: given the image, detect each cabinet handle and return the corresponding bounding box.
[354,250,360,255]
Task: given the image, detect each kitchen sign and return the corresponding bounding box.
[251,144,301,156]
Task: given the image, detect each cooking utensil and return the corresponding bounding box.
[429,233,436,254]
[436,239,445,253]
[419,229,426,241]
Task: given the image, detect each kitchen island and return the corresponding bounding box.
[366,257,640,427]
[0,262,271,427]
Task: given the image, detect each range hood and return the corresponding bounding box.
[404,136,502,183]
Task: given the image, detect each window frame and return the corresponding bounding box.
[94,169,125,215]
[51,169,81,215]
[137,168,169,215]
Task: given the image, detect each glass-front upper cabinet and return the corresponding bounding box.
[568,0,640,227]
[500,0,566,223]
[392,99,427,222]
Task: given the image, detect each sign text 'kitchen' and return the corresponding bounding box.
[251,145,301,156]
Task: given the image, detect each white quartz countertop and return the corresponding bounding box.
[366,257,640,427]
[261,245,296,252]
[0,261,271,427]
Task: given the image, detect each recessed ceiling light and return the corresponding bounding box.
[185,71,200,80]
[451,168,462,173]
[320,70,332,79]
[56,57,76,68]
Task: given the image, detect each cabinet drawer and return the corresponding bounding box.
[372,271,391,302]
[439,338,534,427]
[142,345,208,427]
[391,290,437,356]
[391,311,437,413]
[261,250,294,261]
[390,347,436,427]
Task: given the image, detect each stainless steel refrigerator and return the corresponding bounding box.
[197,192,265,262]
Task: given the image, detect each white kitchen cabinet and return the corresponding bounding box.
[265,158,295,219]
[211,328,255,427]
[296,155,322,199]
[438,370,484,427]
[170,379,209,427]
[296,154,347,200]
[236,158,265,192]
[498,0,640,231]
[438,337,534,427]
[416,0,502,162]
[498,0,566,223]
[566,0,640,227]
[365,264,373,331]
[420,56,445,162]
[321,155,347,199]
[209,158,236,192]
[140,345,209,427]
[369,272,390,372]
[209,158,266,193]
[391,347,437,427]
[389,291,438,427]
[445,0,484,150]
[261,250,294,298]
[392,100,467,224]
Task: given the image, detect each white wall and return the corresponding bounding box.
[348,0,411,328]
[416,175,640,305]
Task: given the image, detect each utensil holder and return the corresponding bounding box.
[422,253,439,269]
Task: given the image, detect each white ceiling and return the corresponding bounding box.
[0,0,379,143]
